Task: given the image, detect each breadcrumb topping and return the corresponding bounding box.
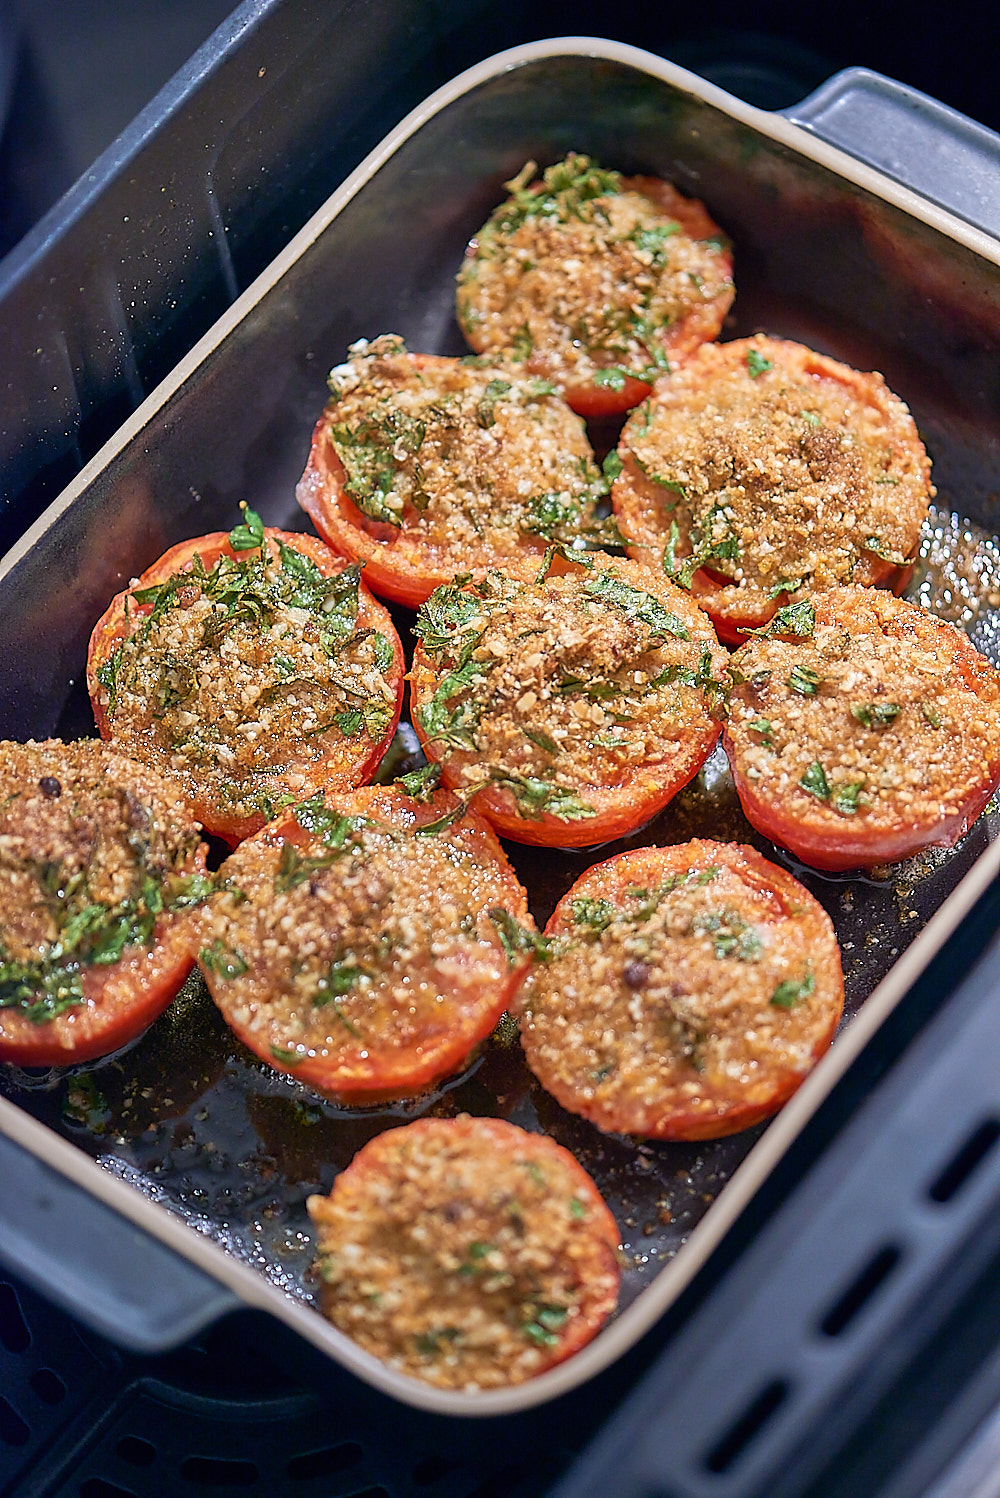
[0,738,205,1026]
[724,585,1000,850]
[614,336,933,630]
[457,155,733,391]
[307,1116,620,1389]
[195,786,531,1094]
[515,841,843,1138]
[412,558,726,827]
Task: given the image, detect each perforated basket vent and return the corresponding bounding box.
[0,1276,574,1498]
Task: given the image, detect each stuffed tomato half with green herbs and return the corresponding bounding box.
[295,334,624,608]
[192,784,537,1102]
[87,508,404,846]
[515,839,844,1140]
[455,153,735,419]
[611,335,934,644]
[407,554,728,848]
[723,586,1000,871]
[0,738,210,1066]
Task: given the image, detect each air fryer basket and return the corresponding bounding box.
[2,38,1000,1424]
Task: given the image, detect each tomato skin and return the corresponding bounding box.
[408,558,725,849]
[295,351,595,608]
[308,1115,620,1386]
[458,170,734,419]
[86,528,405,845]
[723,587,1000,872]
[0,909,200,1068]
[0,736,209,1066]
[196,786,536,1102]
[612,336,931,642]
[518,840,843,1140]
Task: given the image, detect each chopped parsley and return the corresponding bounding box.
[750,601,816,639]
[771,971,815,1008]
[798,761,831,800]
[745,348,774,378]
[663,505,740,590]
[198,939,248,980]
[488,907,553,965]
[833,781,865,816]
[581,569,691,641]
[851,701,902,729]
[788,663,823,696]
[228,502,265,552]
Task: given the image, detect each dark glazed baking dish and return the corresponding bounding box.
[2,37,1000,1419]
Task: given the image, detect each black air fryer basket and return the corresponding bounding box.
[4,6,1000,1496]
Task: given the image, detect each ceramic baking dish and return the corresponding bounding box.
[2,36,1000,1421]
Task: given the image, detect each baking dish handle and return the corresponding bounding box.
[781,66,1000,240]
[0,1131,240,1352]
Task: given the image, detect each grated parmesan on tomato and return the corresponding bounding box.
[307,1115,620,1389]
[612,335,934,641]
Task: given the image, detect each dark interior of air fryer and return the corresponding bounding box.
[3,42,1000,1498]
[4,50,1000,1346]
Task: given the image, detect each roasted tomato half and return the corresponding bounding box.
[193,784,536,1101]
[408,555,727,847]
[455,153,734,418]
[611,335,934,642]
[295,335,624,608]
[722,585,1000,871]
[87,510,404,844]
[0,739,209,1066]
[515,839,844,1140]
[307,1114,621,1389]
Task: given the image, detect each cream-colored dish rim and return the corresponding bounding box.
[2,34,999,1417]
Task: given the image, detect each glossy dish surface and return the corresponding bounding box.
[2,43,1000,1410]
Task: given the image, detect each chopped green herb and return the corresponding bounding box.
[863,535,916,567]
[750,601,816,639]
[395,762,443,799]
[798,761,831,800]
[833,780,865,816]
[664,504,740,590]
[273,841,338,892]
[523,728,561,755]
[771,971,815,1008]
[746,348,774,378]
[851,701,902,729]
[582,570,690,641]
[228,502,265,552]
[788,663,823,696]
[198,939,248,979]
[488,907,553,966]
[511,323,533,363]
[921,702,943,729]
[492,769,595,822]
[592,367,628,392]
[476,378,512,428]
[570,897,617,933]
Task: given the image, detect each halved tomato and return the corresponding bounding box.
[723,585,1000,870]
[612,335,933,642]
[455,153,734,418]
[307,1114,621,1389]
[87,514,404,844]
[515,839,844,1140]
[408,555,727,847]
[193,784,537,1101]
[0,739,209,1066]
[295,335,621,608]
